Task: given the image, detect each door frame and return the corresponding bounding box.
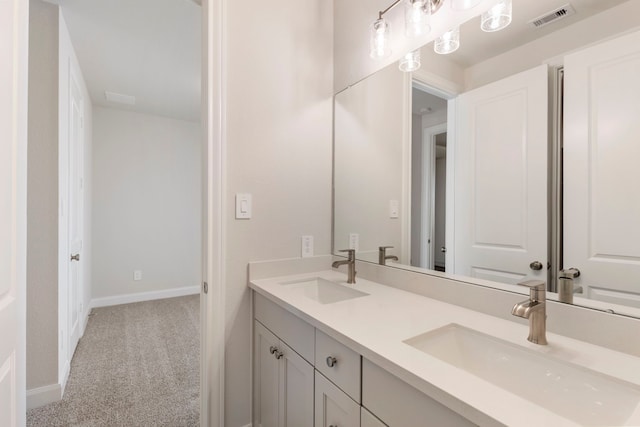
[411,76,459,273]
[421,123,447,269]
[202,0,225,426]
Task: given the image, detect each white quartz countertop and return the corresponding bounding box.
[250,270,640,427]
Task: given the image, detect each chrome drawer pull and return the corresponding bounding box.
[326,356,337,368]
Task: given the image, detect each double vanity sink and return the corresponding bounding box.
[251,270,640,426]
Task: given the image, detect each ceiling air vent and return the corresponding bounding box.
[528,4,576,29]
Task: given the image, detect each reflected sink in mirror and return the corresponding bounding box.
[279,277,369,304]
[404,324,640,426]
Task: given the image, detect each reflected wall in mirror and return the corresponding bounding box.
[333,0,640,317]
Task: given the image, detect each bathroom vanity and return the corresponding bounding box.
[249,257,640,427]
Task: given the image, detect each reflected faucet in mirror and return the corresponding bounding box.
[332,249,357,284]
[558,268,582,304]
[379,246,399,265]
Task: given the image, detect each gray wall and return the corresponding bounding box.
[27,0,59,390]
[224,0,334,424]
[92,107,201,299]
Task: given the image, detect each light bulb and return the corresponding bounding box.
[399,50,421,72]
[404,0,431,38]
[370,18,391,59]
[481,0,512,32]
[434,27,460,55]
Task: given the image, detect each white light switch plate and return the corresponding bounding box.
[389,200,399,218]
[236,193,252,219]
[134,270,142,281]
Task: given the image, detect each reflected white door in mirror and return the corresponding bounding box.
[563,30,640,311]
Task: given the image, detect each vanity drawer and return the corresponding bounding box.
[362,359,476,427]
[315,329,361,403]
[254,292,315,363]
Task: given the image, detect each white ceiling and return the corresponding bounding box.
[57,0,201,122]
[428,0,629,67]
[412,88,447,115]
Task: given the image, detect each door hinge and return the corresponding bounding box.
[203,282,208,294]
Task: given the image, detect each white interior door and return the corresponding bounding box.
[0,0,28,424]
[68,68,84,356]
[454,65,548,285]
[563,30,640,308]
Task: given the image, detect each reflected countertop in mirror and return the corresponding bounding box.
[333,0,640,319]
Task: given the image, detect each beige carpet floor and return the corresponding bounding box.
[27,295,200,427]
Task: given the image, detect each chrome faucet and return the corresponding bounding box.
[332,249,356,284]
[378,246,399,265]
[511,280,548,345]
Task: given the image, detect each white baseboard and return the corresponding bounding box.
[89,286,200,309]
[60,359,70,395]
[27,383,62,410]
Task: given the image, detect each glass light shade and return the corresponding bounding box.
[370,18,391,59]
[399,50,421,72]
[481,0,512,32]
[450,0,482,10]
[434,27,460,54]
[404,0,431,38]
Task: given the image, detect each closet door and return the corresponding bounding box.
[564,30,640,308]
[454,65,548,285]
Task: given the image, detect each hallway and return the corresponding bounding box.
[27,295,200,426]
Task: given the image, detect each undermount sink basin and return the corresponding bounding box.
[404,324,640,426]
[279,277,368,304]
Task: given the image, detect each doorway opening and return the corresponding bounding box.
[410,84,448,272]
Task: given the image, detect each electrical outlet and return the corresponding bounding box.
[134,270,142,281]
[349,233,359,251]
[301,235,314,258]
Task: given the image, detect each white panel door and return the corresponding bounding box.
[454,65,548,285]
[0,0,28,424]
[68,66,84,356]
[564,30,640,308]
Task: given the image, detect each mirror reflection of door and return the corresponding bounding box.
[410,85,448,271]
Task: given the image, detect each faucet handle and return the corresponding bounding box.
[516,280,546,302]
[338,249,355,260]
[378,246,394,250]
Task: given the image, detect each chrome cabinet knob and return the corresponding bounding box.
[529,261,543,271]
[326,356,337,368]
[70,253,80,261]
[440,247,446,253]
[269,346,278,355]
[274,350,284,360]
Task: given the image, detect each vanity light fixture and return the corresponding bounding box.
[405,0,431,38]
[399,50,421,72]
[434,26,460,54]
[370,0,444,60]
[481,0,512,32]
[450,0,482,10]
[370,0,512,62]
[370,17,392,59]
